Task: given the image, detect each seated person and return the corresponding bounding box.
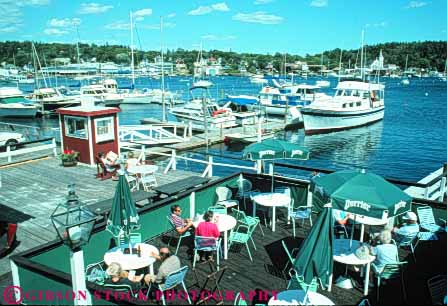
[392,211,420,242]
[370,230,399,274]
[125,151,141,170]
[148,247,181,285]
[98,151,120,180]
[105,262,151,293]
[195,210,220,261]
[170,205,193,235]
[333,209,351,237]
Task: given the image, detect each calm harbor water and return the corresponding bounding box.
[4,76,447,182]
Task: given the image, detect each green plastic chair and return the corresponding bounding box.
[229,224,255,261]
[374,261,407,302]
[234,292,248,305]
[208,205,227,215]
[118,232,142,246]
[193,236,222,271]
[232,208,264,237]
[166,216,192,255]
[286,270,318,292]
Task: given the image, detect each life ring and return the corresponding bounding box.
[212,109,227,117]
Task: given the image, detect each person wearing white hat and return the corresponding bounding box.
[392,211,420,242]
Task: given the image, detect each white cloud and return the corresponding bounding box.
[0,26,20,33]
[78,3,113,14]
[365,21,387,28]
[167,13,176,18]
[133,8,152,19]
[201,34,236,41]
[44,28,69,35]
[405,1,428,8]
[48,18,81,28]
[211,2,229,11]
[105,21,130,30]
[17,0,49,6]
[188,2,229,15]
[0,0,49,33]
[232,11,283,24]
[254,0,275,4]
[310,0,328,7]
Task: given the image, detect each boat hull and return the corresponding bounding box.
[0,106,37,118]
[171,112,237,130]
[302,107,384,135]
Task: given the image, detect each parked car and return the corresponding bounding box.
[0,132,26,151]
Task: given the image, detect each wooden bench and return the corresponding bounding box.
[153,176,210,197]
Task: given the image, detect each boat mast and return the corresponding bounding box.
[338,49,343,83]
[360,30,364,81]
[130,11,136,88]
[320,53,323,77]
[32,43,47,88]
[160,16,166,122]
[404,54,409,75]
[444,59,447,76]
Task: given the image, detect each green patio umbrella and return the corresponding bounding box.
[243,139,310,191]
[293,205,334,288]
[311,169,412,219]
[106,174,140,238]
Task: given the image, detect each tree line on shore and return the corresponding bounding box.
[0,40,446,73]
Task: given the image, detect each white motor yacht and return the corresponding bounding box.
[28,87,80,115]
[80,84,123,107]
[301,79,385,135]
[169,85,237,130]
[0,87,38,118]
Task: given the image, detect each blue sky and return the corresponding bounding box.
[0,0,446,55]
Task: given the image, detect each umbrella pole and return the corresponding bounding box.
[270,162,275,193]
[349,214,356,250]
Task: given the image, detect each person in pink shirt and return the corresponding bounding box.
[195,211,220,261]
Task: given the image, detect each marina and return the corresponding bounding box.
[1,2,447,305]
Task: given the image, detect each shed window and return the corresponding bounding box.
[65,116,87,139]
[95,117,114,143]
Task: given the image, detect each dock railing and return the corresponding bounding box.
[0,138,57,164]
[135,145,259,177]
[404,164,447,202]
[119,123,192,146]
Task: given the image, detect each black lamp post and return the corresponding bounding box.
[50,184,96,305]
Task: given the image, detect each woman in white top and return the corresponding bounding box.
[125,151,140,170]
[371,229,399,274]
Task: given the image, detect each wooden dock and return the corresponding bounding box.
[0,155,214,277]
[131,119,289,158]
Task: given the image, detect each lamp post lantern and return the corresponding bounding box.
[51,184,96,306]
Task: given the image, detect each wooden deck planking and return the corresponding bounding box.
[0,156,213,277]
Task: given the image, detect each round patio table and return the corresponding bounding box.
[268,290,334,305]
[329,239,375,296]
[193,213,236,260]
[104,243,159,275]
[252,193,291,232]
[349,214,389,242]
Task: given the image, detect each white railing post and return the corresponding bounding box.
[6,146,11,163]
[256,160,262,174]
[190,191,195,219]
[424,187,429,199]
[52,138,57,157]
[189,122,193,137]
[439,177,446,202]
[269,163,274,176]
[172,149,177,171]
[208,156,213,178]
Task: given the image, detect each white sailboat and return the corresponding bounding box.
[402,55,410,85]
